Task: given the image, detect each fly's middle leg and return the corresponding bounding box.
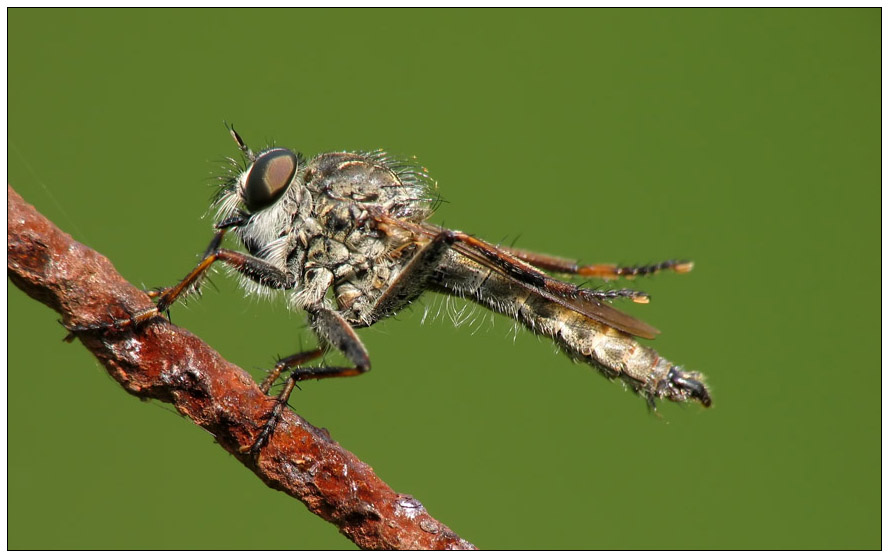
[245,307,371,455]
[248,232,457,452]
[258,348,326,394]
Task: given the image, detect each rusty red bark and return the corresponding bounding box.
[7,185,475,550]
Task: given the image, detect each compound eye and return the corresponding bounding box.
[243,148,298,212]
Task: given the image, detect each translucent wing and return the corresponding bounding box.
[448,236,661,339]
[378,214,661,339]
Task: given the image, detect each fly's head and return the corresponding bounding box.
[213,127,311,260]
[240,147,300,214]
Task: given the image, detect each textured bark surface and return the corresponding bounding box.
[7,185,475,550]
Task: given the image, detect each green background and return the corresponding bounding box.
[8,9,879,550]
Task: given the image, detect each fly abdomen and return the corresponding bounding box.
[560,321,711,407]
[432,252,711,408]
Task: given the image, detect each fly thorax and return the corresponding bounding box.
[306,236,351,267]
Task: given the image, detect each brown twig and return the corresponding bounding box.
[6,185,475,550]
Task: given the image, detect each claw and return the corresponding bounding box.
[60,305,162,338]
[240,401,284,455]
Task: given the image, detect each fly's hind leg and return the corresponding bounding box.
[502,248,693,280]
[574,260,694,280]
[245,307,371,454]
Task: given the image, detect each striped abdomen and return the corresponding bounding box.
[431,252,711,407]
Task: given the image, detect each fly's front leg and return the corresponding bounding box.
[246,307,371,454]
[150,229,229,316]
[503,248,693,281]
[154,240,295,316]
[64,228,232,335]
[152,247,294,313]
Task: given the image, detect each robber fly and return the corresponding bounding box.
[110,128,710,453]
